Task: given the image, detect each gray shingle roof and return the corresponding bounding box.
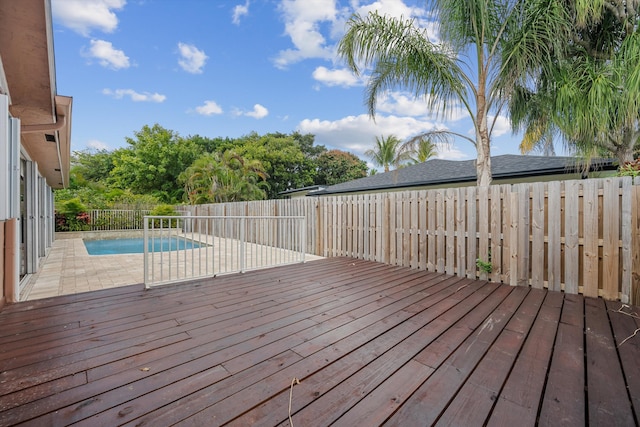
[311,155,616,195]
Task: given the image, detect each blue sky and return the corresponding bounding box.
[51,0,522,166]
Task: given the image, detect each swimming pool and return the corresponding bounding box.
[83,237,202,255]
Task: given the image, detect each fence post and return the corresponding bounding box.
[240,216,245,273]
[632,179,640,305]
[301,216,306,263]
[143,216,149,289]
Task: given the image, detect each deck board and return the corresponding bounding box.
[0,257,639,426]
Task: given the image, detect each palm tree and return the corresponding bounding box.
[407,137,438,164]
[179,151,268,204]
[364,135,411,172]
[338,1,567,186]
[510,2,640,165]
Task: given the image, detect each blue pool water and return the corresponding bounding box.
[84,237,201,255]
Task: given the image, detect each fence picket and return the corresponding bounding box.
[466,187,477,279]
[547,181,561,292]
[621,177,632,303]
[427,190,436,271]
[456,187,466,277]
[478,185,489,281]
[603,178,620,300]
[490,185,502,282]
[445,188,456,276]
[436,190,445,273]
[582,179,599,298]
[531,182,545,289]
[564,180,580,294]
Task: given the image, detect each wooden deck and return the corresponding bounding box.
[1,257,639,426]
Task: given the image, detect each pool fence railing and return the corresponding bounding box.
[143,215,307,288]
[88,210,152,231]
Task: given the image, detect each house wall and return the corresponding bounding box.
[0,93,55,304]
[0,220,4,309]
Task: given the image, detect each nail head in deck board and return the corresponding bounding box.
[586,298,635,426]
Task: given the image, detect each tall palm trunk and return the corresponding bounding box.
[476,61,492,187]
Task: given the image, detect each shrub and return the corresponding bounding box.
[55,198,91,231]
[618,159,640,177]
[149,204,178,227]
[59,198,87,216]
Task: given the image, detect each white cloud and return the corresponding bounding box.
[298,113,473,161]
[177,43,208,74]
[232,1,250,25]
[297,113,433,156]
[273,0,339,68]
[86,39,130,69]
[354,0,423,20]
[272,0,439,70]
[195,100,224,116]
[245,104,269,119]
[312,66,361,87]
[489,115,511,137]
[376,91,469,121]
[86,139,110,150]
[102,88,166,102]
[233,104,269,119]
[352,0,438,40]
[52,0,126,36]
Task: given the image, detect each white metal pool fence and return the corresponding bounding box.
[88,210,152,231]
[143,215,307,287]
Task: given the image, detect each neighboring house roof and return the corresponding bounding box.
[279,185,326,196]
[311,155,617,196]
[0,0,72,189]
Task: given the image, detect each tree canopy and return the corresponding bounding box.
[338,1,567,185]
[315,149,369,185]
[57,125,367,207]
[108,124,202,202]
[510,1,640,165]
[179,151,268,204]
[364,135,411,172]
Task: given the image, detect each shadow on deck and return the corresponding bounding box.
[1,257,639,426]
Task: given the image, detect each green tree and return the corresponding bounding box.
[291,131,326,159]
[338,3,566,185]
[71,149,115,185]
[109,124,202,202]
[364,135,411,172]
[407,137,438,164]
[232,133,316,198]
[179,151,268,204]
[315,149,369,185]
[510,2,640,165]
[187,134,233,154]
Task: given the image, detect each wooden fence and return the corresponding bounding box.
[180,176,639,304]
